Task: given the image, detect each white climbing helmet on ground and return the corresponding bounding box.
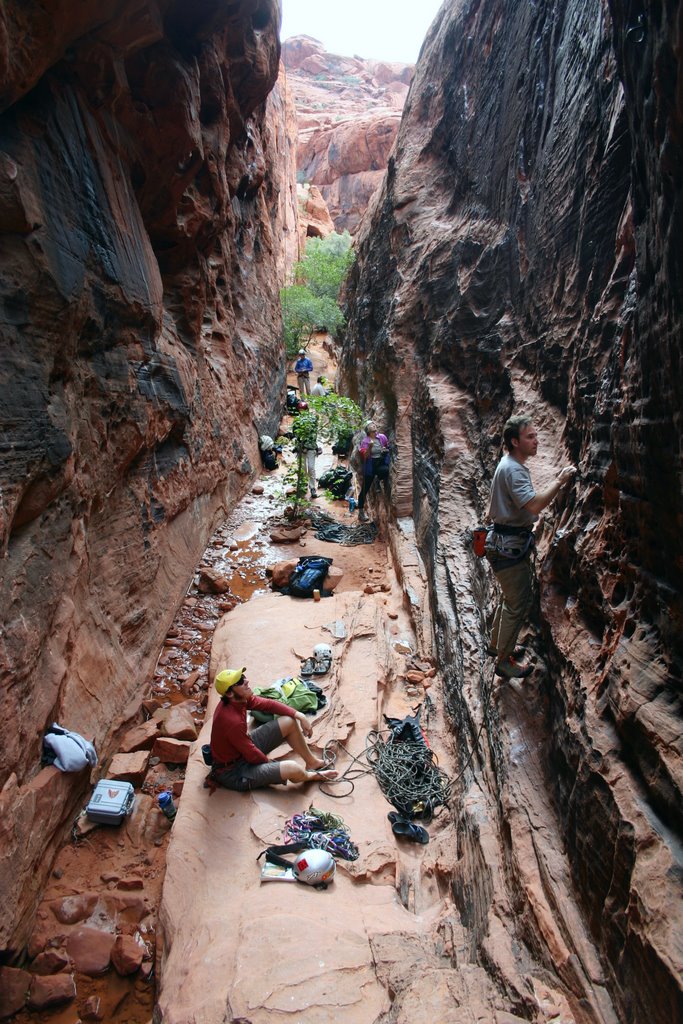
[292,849,335,888]
[313,643,332,661]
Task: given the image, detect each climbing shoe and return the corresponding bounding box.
[495,656,532,679]
[358,510,369,523]
[310,490,318,499]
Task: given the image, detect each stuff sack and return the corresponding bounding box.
[472,526,488,557]
[287,556,333,598]
[317,467,352,499]
[251,677,320,722]
[261,448,278,470]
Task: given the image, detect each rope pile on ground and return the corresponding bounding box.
[366,731,452,820]
[308,510,378,545]
[284,806,359,860]
[319,722,452,820]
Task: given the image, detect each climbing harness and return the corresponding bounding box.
[284,806,359,861]
[308,509,378,545]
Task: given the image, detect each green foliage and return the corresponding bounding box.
[295,232,355,300]
[281,232,354,354]
[307,392,363,444]
[281,285,344,358]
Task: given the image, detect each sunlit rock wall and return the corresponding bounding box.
[0,0,288,951]
[341,0,682,1020]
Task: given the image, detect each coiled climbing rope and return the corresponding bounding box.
[308,510,378,545]
[319,727,452,820]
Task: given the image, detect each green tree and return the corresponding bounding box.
[281,285,344,358]
[295,232,354,300]
[281,232,355,357]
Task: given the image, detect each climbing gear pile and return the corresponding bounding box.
[257,844,336,888]
[318,707,452,821]
[367,717,452,821]
[300,644,332,677]
[308,509,378,545]
[284,807,359,861]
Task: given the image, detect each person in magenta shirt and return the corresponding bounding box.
[208,667,337,791]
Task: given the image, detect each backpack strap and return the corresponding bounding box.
[257,842,309,869]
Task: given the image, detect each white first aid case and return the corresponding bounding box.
[86,779,135,824]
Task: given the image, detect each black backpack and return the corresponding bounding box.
[317,467,352,499]
[286,556,333,598]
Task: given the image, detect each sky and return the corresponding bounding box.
[279,0,444,65]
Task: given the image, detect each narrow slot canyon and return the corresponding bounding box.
[0,2,681,1024]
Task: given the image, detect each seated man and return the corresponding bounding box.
[208,667,337,791]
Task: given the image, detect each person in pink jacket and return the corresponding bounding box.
[357,421,390,522]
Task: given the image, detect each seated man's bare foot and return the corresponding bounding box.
[306,756,327,770]
[307,768,338,781]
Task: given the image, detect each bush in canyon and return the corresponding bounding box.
[281,286,345,356]
[285,392,362,517]
[297,231,354,300]
[281,232,355,356]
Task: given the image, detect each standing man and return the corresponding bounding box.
[487,415,576,679]
[208,667,337,791]
[294,348,313,395]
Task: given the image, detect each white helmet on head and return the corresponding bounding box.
[313,643,332,661]
[259,435,274,451]
[292,849,335,888]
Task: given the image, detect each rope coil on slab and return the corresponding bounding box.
[319,730,451,818]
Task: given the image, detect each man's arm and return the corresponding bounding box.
[524,465,576,515]
[250,697,314,738]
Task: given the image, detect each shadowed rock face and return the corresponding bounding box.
[341,0,682,1020]
[0,0,288,950]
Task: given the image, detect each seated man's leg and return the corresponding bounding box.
[217,719,336,788]
[493,556,534,661]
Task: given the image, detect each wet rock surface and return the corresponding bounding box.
[341,1,682,1022]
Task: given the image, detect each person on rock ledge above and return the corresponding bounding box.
[207,667,337,791]
[486,414,576,680]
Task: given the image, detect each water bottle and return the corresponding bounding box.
[158,791,177,821]
[348,497,357,512]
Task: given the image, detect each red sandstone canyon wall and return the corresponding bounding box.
[0,0,290,951]
[341,1,682,1020]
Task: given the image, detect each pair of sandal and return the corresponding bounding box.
[388,810,429,844]
[300,656,331,677]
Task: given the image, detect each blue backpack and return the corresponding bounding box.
[286,556,332,598]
